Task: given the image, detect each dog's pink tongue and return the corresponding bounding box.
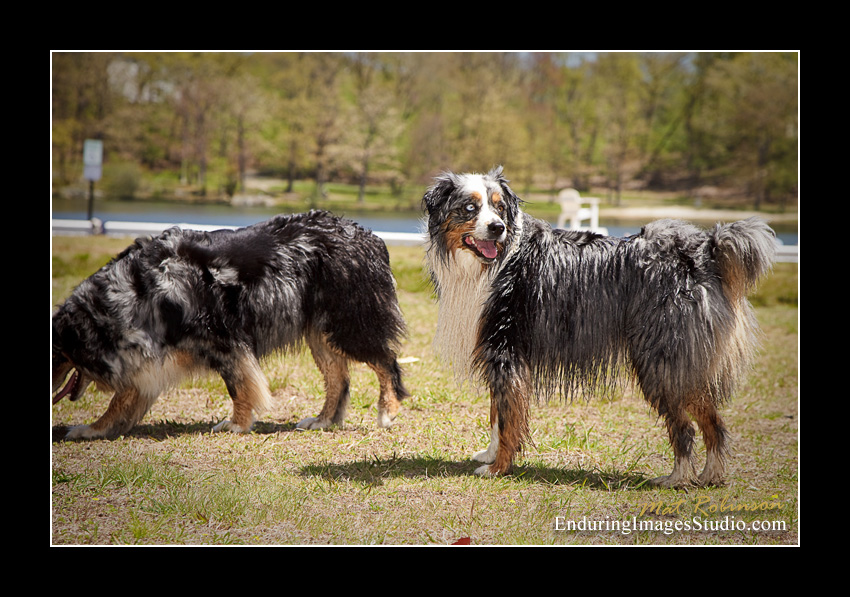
[478,241,498,259]
[53,370,79,404]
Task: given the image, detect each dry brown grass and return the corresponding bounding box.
[51,237,799,545]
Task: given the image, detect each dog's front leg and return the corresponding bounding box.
[65,388,153,440]
[472,399,499,466]
[473,382,530,477]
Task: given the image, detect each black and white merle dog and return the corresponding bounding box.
[423,166,775,488]
[53,210,408,439]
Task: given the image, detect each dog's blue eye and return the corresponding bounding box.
[465,203,476,212]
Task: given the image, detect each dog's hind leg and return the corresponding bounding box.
[368,358,408,428]
[297,333,351,430]
[65,387,157,440]
[690,401,729,487]
[213,352,272,433]
[649,402,696,489]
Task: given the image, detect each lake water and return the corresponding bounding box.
[51,198,799,245]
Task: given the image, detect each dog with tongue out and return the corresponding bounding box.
[422,166,776,486]
[422,168,519,269]
[464,231,502,261]
[420,167,524,384]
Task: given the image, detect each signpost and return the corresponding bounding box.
[83,139,102,221]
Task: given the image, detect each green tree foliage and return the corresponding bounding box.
[51,51,798,206]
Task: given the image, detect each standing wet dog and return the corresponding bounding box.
[53,210,408,439]
[422,167,775,488]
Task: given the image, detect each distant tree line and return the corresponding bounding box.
[51,51,798,208]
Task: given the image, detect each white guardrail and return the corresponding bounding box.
[51,219,797,261]
[51,218,429,247]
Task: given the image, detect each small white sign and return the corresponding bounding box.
[83,139,103,181]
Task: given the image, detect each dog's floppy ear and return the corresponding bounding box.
[422,171,459,216]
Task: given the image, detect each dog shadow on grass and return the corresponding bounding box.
[52,421,650,490]
[51,419,301,443]
[298,455,650,490]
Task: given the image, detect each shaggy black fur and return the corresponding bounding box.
[423,167,775,488]
[53,210,408,439]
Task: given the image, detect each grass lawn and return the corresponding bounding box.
[50,234,799,545]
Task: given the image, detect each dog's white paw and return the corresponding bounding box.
[472,447,496,463]
[65,424,98,440]
[296,416,331,430]
[377,412,395,428]
[473,424,499,463]
[472,423,499,463]
[212,420,252,433]
[474,464,495,476]
[648,473,692,490]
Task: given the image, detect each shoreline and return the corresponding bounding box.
[598,205,798,225]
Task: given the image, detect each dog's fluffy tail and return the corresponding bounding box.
[711,217,776,301]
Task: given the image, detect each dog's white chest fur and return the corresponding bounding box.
[429,249,494,384]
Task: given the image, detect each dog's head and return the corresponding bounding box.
[423,166,522,265]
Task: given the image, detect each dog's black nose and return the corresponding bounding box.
[488,221,505,236]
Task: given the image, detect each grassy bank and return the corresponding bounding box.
[51,235,799,545]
